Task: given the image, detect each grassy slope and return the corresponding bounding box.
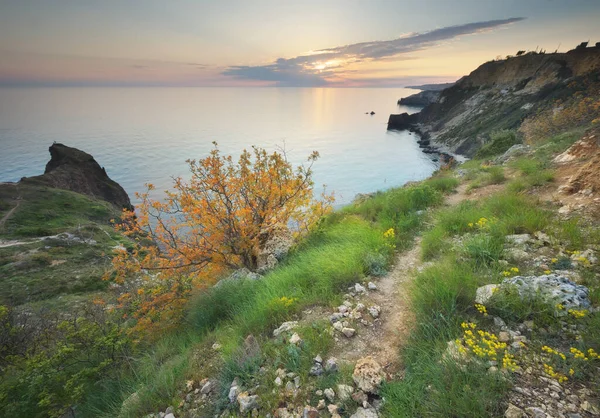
[382,127,600,417]
[0,183,126,307]
[80,176,460,417]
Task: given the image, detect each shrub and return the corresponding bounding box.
[475,129,521,158]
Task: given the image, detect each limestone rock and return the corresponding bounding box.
[337,384,354,401]
[273,321,298,337]
[350,407,379,418]
[324,388,335,402]
[325,357,339,373]
[237,392,259,413]
[289,333,302,345]
[475,284,499,305]
[256,224,294,272]
[342,327,356,338]
[310,363,324,376]
[200,380,213,394]
[502,274,590,310]
[504,403,526,418]
[368,305,381,319]
[352,357,385,394]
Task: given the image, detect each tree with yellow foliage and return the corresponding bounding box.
[107,143,332,333]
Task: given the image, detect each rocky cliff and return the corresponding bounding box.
[388,46,600,156]
[23,143,133,210]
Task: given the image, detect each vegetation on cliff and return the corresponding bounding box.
[2,49,600,418]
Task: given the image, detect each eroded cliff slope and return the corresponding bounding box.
[389,46,600,156]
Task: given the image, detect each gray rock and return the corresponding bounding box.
[525,407,546,418]
[289,333,302,345]
[495,144,529,164]
[325,357,339,373]
[504,403,526,418]
[273,321,298,337]
[475,284,499,305]
[216,268,263,288]
[237,392,259,413]
[342,327,356,338]
[368,306,381,319]
[350,407,379,418]
[274,377,283,386]
[337,384,354,401]
[324,388,335,402]
[502,274,590,310]
[200,380,213,394]
[310,363,324,376]
[164,414,175,418]
[367,282,377,290]
[314,354,323,364]
[506,248,530,262]
[506,234,532,246]
[228,379,240,403]
[355,283,366,293]
[285,381,295,392]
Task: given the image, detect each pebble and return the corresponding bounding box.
[289,333,302,345]
[367,282,377,290]
[342,327,356,338]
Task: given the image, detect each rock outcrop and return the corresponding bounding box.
[24,143,132,210]
[388,46,600,157]
[398,90,441,107]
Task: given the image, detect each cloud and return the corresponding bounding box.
[222,17,525,86]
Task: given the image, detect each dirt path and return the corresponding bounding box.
[0,183,22,231]
[326,185,474,376]
[0,199,21,230]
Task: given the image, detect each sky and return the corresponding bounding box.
[1,0,599,87]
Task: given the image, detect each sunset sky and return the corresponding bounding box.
[1,0,599,87]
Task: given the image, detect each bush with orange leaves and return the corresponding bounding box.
[106,143,333,335]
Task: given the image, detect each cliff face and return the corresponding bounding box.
[389,47,600,156]
[24,143,133,210]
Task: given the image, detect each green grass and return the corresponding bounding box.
[533,127,588,161]
[77,180,457,417]
[381,257,511,417]
[0,184,119,239]
[467,165,506,192]
[475,129,521,159]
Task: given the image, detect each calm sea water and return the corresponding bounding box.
[0,87,435,205]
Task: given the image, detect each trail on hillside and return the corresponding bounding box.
[0,200,20,230]
[0,184,21,231]
[327,184,474,377]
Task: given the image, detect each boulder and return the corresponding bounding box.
[387,112,418,131]
[24,143,133,210]
[502,274,590,310]
[352,357,385,394]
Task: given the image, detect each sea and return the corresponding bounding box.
[0,87,436,205]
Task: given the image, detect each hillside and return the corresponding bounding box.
[2,52,600,418]
[388,46,600,157]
